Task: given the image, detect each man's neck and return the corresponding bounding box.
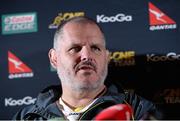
[61,85,106,109]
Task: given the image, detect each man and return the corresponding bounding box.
[13,16,162,120]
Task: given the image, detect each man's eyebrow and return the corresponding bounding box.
[91,43,106,48]
[69,43,82,47]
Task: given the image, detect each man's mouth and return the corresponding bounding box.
[77,65,95,72]
[75,60,96,73]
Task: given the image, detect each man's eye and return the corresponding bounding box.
[92,46,101,52]
[69,46,81,53]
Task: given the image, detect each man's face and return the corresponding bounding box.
[51,22,109,91]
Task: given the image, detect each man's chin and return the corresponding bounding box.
[76,70,98,80]
[72,80,98,90]
[77,77,98,84]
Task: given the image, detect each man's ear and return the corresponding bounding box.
[48,48,57,69]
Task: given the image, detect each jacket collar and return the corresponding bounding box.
[25,84,125,119]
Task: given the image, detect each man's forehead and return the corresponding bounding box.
[59,22,105,46]
[64,38,105,47]
[63,25,104,38]
[63,21,101,32]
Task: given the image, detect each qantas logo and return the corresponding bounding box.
[148,2,177,31]
[8,51,34,79]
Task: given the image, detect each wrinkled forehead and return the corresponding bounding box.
[61,22,106,46]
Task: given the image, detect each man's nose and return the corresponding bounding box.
[80,47,92,61]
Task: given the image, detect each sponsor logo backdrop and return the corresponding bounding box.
[0,0,179,119]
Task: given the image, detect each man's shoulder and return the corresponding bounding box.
[12,85,62,120]
[36,85,61,105]
[123,89,155,108]
[12,104,35,119]
[123,90,164,120]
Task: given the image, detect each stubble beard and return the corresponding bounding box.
[57,65,108,92]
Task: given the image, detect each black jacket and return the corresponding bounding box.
[13,84,163,120]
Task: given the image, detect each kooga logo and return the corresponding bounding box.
[147,52,180,62]
[97,13,132,23]
[5,96,36,106]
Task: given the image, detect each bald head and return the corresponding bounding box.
[53,16,106,50]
